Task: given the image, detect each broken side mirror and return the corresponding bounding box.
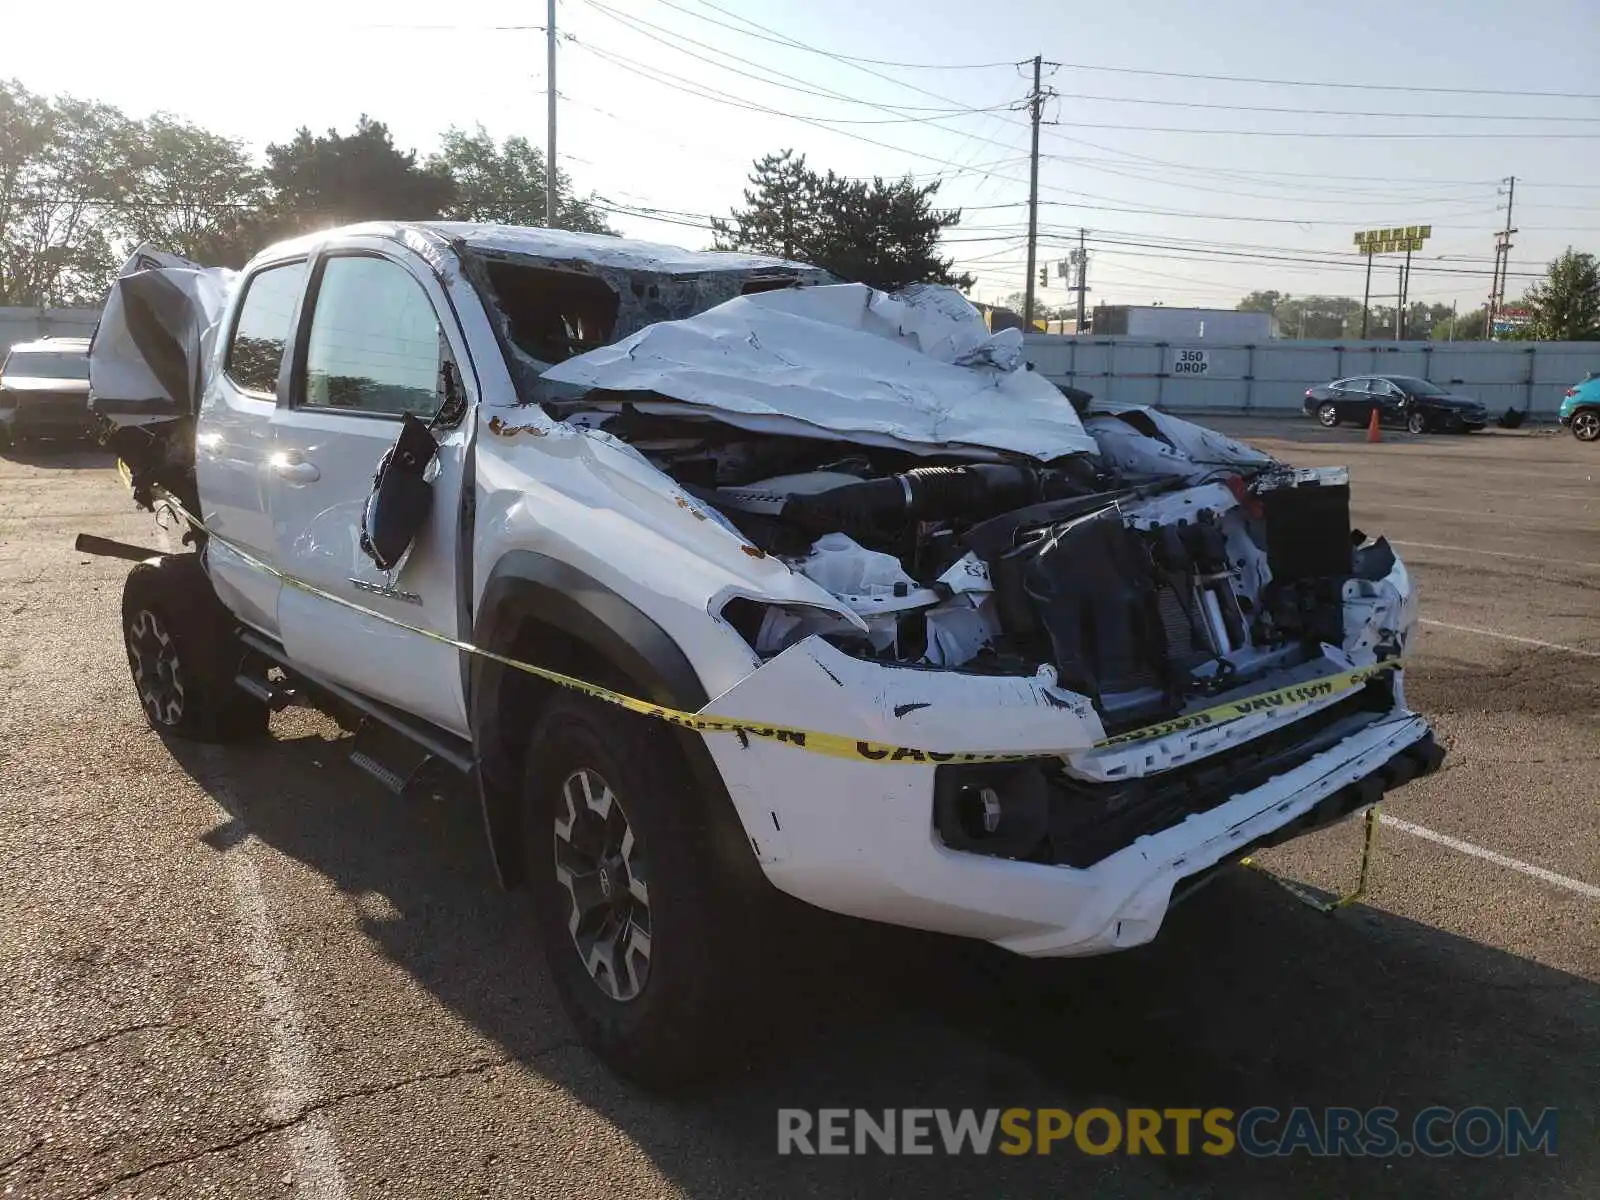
[360,413,439,573]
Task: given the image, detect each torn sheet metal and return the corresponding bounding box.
[700,634,1104,755]
[90,247,236,419]
[540,283,1100,461]
[1085,406,1274,478]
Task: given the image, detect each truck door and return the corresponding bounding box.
[196,256,310,638]
[266,242,475,736]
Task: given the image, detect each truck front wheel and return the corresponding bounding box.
[522,693,749,1088]
[121,557,268,742]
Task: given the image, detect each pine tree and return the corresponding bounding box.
[714,149,969,290]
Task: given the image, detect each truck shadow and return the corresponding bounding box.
[0,443,114,469]
[169,729,1596,1200]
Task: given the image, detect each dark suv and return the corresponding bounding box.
[0,337,94,447]
[1303,375,1489,434]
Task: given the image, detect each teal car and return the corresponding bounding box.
[1560,371,1600,442]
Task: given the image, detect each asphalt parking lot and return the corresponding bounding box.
[1,418,1595,1199]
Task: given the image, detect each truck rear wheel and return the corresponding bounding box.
[522,693,749,1088]
[121,556,268,742]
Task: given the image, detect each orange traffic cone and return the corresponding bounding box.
[1366,407,1382,443]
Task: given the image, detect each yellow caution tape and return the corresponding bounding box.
[1242,805,1380,912]
[143,493,1400,765]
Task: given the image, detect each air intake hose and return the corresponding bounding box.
[782,464,1076,535]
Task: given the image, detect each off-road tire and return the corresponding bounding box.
[523,692,752,1088]
[1406,410,1430,435]
[121,555,269,742]
[1317,403,1340,428]
[1572,408,1600,442]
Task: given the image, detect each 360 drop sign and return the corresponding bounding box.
[1171,349,1210,376]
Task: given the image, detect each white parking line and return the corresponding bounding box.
[1417,619,1600,658]
[203,753,350,1199]
[1392,539,1600,570]
[1379,815,1600,901]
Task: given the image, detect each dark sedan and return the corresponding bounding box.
[0,337,94,448]
[1302,375,1489,434]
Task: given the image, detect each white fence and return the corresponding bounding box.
[1024,334,1600,418]
[1,307,101,356]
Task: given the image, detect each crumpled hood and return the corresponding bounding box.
[539,282,1099,461]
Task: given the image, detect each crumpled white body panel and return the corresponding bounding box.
[542,283,1099,460]
[1085,405,1275,478]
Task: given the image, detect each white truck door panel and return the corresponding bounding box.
[195,258,309,636]
[267,247,472,736]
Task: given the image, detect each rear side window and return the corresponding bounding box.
[226,261,308,395]
[301,255,443,417]
[2,350,88,381]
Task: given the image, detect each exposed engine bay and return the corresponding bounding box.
[550,396,1404,731]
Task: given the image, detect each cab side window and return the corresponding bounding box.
[301,256,444,418]
[225,260,308,396]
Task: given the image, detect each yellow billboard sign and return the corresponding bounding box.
[1355,225,1432,254]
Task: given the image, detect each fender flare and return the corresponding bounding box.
[468,550,759,890]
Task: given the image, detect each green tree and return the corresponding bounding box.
[714,149,970,290]
[1523,249,1600,341]
[117,115,270,267]
[1430,305,1488,341]
[997,291,1070,322]
[712,150,820,262]
[428,125,611,233]
[1236,290,1286,315]
[0,80,140,305]
[263,116,455,238]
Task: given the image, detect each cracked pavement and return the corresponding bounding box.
[1,424,1596,1198]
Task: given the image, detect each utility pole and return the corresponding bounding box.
[1488,175,1516,338]
[1022,55,1043,332]
[1449,298,1458,341]
[545,0,558,228]
[1360,250,1373,339]
[1395,260,1404,341]
[1075,228,1089,332]
[1399,244,1412,339]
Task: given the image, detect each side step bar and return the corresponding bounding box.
[236,628,476,776]
[234,673,300,712]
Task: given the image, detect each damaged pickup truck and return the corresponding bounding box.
[86,222,1443,1085]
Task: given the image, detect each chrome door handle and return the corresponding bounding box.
[272,459,320,484]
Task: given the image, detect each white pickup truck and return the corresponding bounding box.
[84,223,1443,1086]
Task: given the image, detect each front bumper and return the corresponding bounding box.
[1441,409,1488,431]
[701,637,1440,958]
[0,400,96,439]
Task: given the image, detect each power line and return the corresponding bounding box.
[567,90,1028,182]
[1048,59,1600,100]
[1060,235,1545,280]
[1047,90,1600,122]
[636,0,1013,70]
[1043,122,1600,139]
[568,37,1029,184]
[570,46,1541,232]
[657,0,1029,118]
[574,6,1009,121]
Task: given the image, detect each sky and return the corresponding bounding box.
[5,0,1598,313]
